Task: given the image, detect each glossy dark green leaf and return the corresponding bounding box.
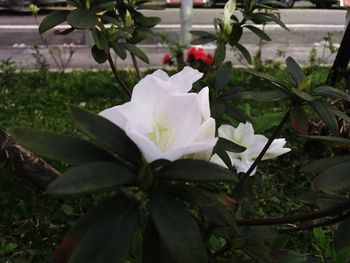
[286,57,305,83]
[225,104,253,122]
[298,192,344,209]
[330,106,350,123]
[292,88,313,102]
[111,43,127,60]
[92,28,109,52]
[101,15,122,27]
[214,42,226,67]
[226,90,288,102]
[67,0,82,7]
[314,86,350,102]
[290,104,308,134]
[91,0,116,11]
[312,162,350,194]
[11,128,117,165]
[214,137,245,153]
[91,45,108,63]
[251,12,288,31]
[300,155,350,173]
[167,185,234,226]
[47,161,135,194]
[243,68,289,91]
[215,62,232,90]
[310,101,338,134]
[66,195,139,263]
[301,135,350,148]
[157,159,235,182]
[39,10,69,34]
[70,106,141,165]
[135,15,161,28]
[334,217,350,252]
[191,37,217,45]
[235,42,252,64]
[190,30,217,38]
[67,9,97,29]
[122,43,149,63]
[151,193,207,263]
[243,25,271,41]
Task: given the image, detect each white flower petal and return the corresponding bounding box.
[197,87,211,120]
[228,154,255,175]
[169,66,203,93]
[210,153,228,168]
[151,69,170,81]
[263,138,291,160]
[191,118,217,160]
[234,122,255,147]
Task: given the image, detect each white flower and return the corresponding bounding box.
[223,0,236,35]
[99,66,218,163]
[210,122,291,175]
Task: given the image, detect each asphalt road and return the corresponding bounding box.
[0,4,348,68]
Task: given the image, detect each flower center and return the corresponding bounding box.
[148,121,173,152]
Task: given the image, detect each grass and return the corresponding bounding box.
[0,67,334,262]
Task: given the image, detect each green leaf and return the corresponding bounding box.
[215,62,232,90]
[190,30,217,38]
[330,107,350,123]
[286,57,305,83]
[39,10,69,34]
[70,106,141,165]
[243,25,271,41]
[47,161,135,194]
[214,42,226,67]
[301,135,350,148]
[300,155,350,173]
[214,137,245,153]
[292,88,313,102]
[335,217,350,252]
[11,128,117,165]
[191,36,217,45]
[225,104,253,122]
[67,9,97,29]
[91,45,108,64]
[151,193,207,263]
[135,15,161,28]
[255,113,283,133]
[242,68,290,91]
[156,159,235,182]
[251,12,288,31]
[312,162,350,194]
[235,43,252,64]
[314,86,350,102]
[226,90,288,102]
[60,195,140,263]
[92,28,109,52]
[111,43,127,60]
[91,0,116,11]
[310,101,338,134]
[298,192,344,209]
[167,185,234,226]
[290,104,308,134]
[122,43,149,64]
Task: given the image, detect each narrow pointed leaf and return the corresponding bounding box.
[214,42,226,67]
[53,195,140,263]
[167,185,234,226]
[314,86,350,102]
[223,90,288,102]
[39,10,69,34]
[156,159,235,182]
[330,106,350,123]
[300,155,350,173]
[215,62,232,90]
[122,43,149,63]
[235,42,252,64]
[310,101,338,134]
[92,28,109,52]
[286,57,305,83]
[290,104,308,134]
[214,137,245,153]
[225,104,253,122]
[67,9,97,29]
[301,135,350,148]
[151,193,207,263]
[47,161,135,194]
[70,106,141,165]
[312,162,350,194]
[11,128,117,165]
[243,25,271,41]
[242,68,290,91]
[111,43,127,60]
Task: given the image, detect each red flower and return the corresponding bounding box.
[187,47,213,65]
[204,54,213,65]
[162,53,171,65]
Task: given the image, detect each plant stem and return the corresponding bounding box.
[131,53,141,80]
[233,108,291,192]
[235,199,350,226]
[107,54,131,98]
[277,210,350,233]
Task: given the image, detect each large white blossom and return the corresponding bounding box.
[211,122,291,175]
[99,66,218,163]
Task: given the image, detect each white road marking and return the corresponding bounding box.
[0,24,345,30]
